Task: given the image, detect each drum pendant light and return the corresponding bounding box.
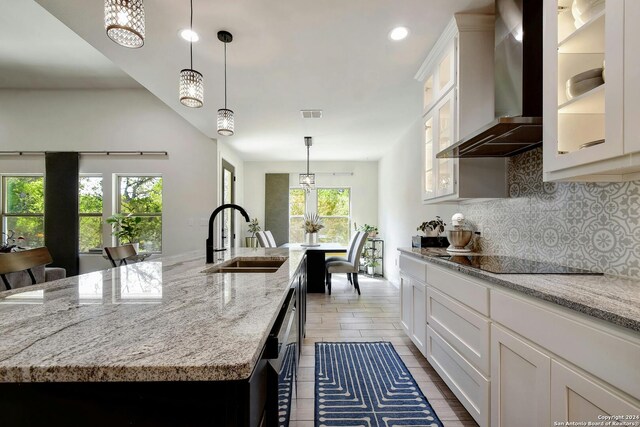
[299,137,315,192]
[104,0,145,48]
[217,31,234,136]
[179,0,203,108]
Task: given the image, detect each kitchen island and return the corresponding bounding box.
[0,247,307,427]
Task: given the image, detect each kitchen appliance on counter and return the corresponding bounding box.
[446,213,474,253]
[436,254,602,275]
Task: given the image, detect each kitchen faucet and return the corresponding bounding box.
[206,203,251,263]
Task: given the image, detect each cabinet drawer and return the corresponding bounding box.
[428,265,490,315]
[491,290,640,400]
[399,254,428,282]
[427,287,490,375]
[427,326,490,427]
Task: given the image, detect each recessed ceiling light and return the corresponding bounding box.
[389,26,409,41]
[180,29,199,42]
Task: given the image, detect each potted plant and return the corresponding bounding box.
[417,216,446,237]
[246,218,261,248]
[302,213,324,245]
[362,247,379,275]
[106,213,143,252]
[355,223,379,238]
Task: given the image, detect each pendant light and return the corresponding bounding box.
[179,0,203,108]
[217,31,234,136]
[104,0,145,48]
[299,137,315,192]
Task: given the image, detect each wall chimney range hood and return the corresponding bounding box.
[438,0,543,159]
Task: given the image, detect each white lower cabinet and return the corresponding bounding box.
[427,326,490,427]
[490,325,551,427]
[551,361,640,424]
[400,274,412,334]
[399,273,427,355]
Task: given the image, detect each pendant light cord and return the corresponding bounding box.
[189,0,194,69]
[307,144,310,174]
[224,41,228,108]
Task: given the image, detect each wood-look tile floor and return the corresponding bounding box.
[289,274,479,427]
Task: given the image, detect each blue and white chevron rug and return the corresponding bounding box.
[315,342,443,427]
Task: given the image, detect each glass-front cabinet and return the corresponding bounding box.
[423,90,456,200]
[543,0,640,181]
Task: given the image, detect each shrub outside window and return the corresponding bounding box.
[117,176,163,253]
[1,176,45,248]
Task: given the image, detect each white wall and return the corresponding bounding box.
[378,118,458,285]
[0,89,220,273]
[243,161,378,242]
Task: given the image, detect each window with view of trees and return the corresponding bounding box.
[317,188,351,245]
[79,176,103,253]
[117,176,163,253]
[2,176,45,248]
[289,188,306,243]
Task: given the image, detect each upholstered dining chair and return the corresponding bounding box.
[104,244,137,268]
[326,232,369,295]
[256,231,278,248]
[325,231,360,287]
[0,247,57,291]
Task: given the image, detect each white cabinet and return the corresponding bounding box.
[490,325,551,427]
[543,0,640,181]
[551,361,640,423]
[417,14,508,203]
[399,273,427,355]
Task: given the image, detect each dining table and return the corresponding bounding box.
[282,243,347,293]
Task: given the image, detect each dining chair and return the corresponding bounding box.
[256,231,278,248]
[0,247,53,291]
[325,231,360,287]
[104,244,137,268]
[326,232,369,295]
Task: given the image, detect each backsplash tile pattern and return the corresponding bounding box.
[463,148,640,278]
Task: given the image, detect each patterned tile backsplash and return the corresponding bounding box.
[462,148,640,278]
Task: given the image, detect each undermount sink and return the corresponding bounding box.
[202,257,287,274]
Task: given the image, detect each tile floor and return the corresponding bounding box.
[289,274,479,427]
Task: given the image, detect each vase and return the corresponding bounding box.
[130,242,140,253]
[367,266,375,275]
[245,237,258,248]
[425,229,440,237]
[305,232,318,245]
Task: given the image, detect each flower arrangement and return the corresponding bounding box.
[247,218,261,237]
[302,213,324,234]
[0,230,25,253]
[417,216,446,236]
[106,213,142,244]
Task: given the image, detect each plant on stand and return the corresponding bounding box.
[246,218,261,248]
[302,213,324,245]
[106,213,143,252]
[363,246,379,276]
[355,223,379,239]
[417,216,446,236]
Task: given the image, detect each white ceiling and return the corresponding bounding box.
[0,0,139,89]
[32,0,492,161]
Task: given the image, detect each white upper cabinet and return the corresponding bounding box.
[543,0,640,181]
[417,14,509,203]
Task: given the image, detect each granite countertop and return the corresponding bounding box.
[0,247,305,383]
[399,248,640,333]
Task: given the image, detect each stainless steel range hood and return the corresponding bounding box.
[438,0,543,159]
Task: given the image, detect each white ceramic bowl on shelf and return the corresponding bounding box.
[566,76,604,99]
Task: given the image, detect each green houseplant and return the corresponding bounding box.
[417,216,446,237]
[363,246,379,275]
[246,218,261,248]
[355,223,379,238]
[106,213,143,251]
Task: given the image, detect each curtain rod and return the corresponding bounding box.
[0,151,168,156]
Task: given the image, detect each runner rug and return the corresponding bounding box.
[315,341,443,426]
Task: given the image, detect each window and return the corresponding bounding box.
[1,176,45,248]
[317,188,351,245]
[117,176,163,253]
[79,176,103,253]
[288,188,306,244]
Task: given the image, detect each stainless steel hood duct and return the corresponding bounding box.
[438,0,543,158]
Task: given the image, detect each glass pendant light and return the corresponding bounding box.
[104,0,145,48]
[179,0,203,108]
[299,137,316,192]
[217,31,234,136]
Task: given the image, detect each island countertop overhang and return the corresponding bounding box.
[0,247,306,383]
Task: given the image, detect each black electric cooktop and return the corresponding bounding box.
[436,255,602,275]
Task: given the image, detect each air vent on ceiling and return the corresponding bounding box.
[301,110,322,119]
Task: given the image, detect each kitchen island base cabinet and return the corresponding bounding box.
[490,325,551,427]
[0,359,270,427]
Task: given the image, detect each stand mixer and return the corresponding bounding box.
[446,213,473,253]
